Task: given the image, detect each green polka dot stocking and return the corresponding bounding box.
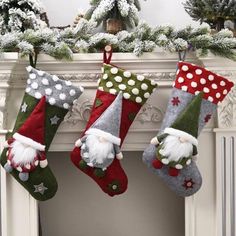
[71,58,157,196]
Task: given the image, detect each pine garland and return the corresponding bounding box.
[0,20,235,63]
[183,0,236,30]
[0,0,46,33]
[84,0,141,29]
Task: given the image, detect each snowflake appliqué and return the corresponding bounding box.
[204,114,212,123]
[183,179,195,189]
[171,97,181,106]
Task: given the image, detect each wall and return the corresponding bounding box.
[41,0,200,28]
[39,152,185,236]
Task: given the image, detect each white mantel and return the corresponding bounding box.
[0,52,235,236]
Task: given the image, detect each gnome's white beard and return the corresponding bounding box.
[160,135,193,162]
[85,134,114,164]
[11,140,37,166]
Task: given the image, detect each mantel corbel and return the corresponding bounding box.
[217,83,236,129]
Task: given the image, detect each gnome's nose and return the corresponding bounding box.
[99,137,107,143]
[179,137,188,143]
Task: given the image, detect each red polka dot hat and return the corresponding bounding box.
[174,62,234,104]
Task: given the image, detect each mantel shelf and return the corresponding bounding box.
[0,52,236,236]
[0,52,235,150]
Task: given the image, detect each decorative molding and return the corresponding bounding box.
[64,100,93,124]
[212,70,236,80]
[0,74,13,82]
[64,101,163,125]
[10,72,176,84]
[141,72,176,81]
[59,74,101,82]
[10,70,236,83]
[136,103,164,123]
[218,84,236,128]
[0,86,10,129]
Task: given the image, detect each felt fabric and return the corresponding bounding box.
[175,62,234,104]
[80,93,124,170]
[170,92,203,139]
[26,66,83,109]
[142,61,234,197]
[88,91,123,143]
[14,96,46,147]
[99,64,156,105]
[0,68,83,201]
[153,93,203,175]
[4,97,47,175]
[80,137,118,169]
[160,87,218,135]
[163,128,198,146]
[71,90,128,196]
[71,64,157,197]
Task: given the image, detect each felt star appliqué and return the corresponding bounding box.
[50,115,60,125]
[34,183,48,195]
[21,102,28,112]
[204,114,212,123]
[171,97,181,106]
[183,179,195,190]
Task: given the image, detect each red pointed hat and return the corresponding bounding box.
[13,96,46,151]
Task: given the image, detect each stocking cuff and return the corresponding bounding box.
[25,66,84,109]
[98,64,157,105]
[174,62,234,104]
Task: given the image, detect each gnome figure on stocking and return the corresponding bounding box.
[151,93,202,177]
[4,97,48,182]
[75,92,124,171]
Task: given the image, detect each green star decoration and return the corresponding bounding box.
[128,113,137,122]
[34,183,48,195]
[95,98,103,108]
[79,159,88,170]
[50,115,60,125]
[94,168,106,178]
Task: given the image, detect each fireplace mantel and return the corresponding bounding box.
[0,52,235,236]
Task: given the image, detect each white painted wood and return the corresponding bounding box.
[0,52,235,236]
[1,166,8,236]
[214,131,236,236]
[201,56,236,236]
[214,130,235,236]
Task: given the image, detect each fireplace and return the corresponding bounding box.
[39,152,184,236]
[0,52,235,236]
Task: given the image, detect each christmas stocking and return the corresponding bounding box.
[1,66,83,201]
[71,53,157,196]
[143,61,234,197]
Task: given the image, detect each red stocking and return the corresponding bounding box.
[71,49,157,196]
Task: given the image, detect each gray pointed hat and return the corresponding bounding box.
[85,92,123,145]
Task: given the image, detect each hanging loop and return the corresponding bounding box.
[178,50,187,62]
[103,45,113,64]
[176,50,187,72]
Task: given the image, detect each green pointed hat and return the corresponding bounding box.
[164,92,203,146]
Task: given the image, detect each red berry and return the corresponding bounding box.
[152,159,163,169]
[169,167,180,177]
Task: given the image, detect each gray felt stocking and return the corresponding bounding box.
[143,61,234,197]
